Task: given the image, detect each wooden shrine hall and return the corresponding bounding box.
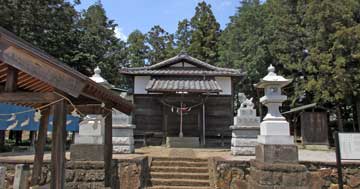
[120,53,244,147]
[0,27,134,188]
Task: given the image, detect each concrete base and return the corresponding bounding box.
[303,144,329,151]
[248,159,310,189]
[166,137,200,148]
[70,144,104,161]
[113,145,134,154]
[255,144,298,163]
[231,146,255,155]
[257,135,294,145]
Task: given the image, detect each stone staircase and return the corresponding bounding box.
[147,157,211,189]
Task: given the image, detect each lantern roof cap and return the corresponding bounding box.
[255,64,292,88]
[90,66,112,89]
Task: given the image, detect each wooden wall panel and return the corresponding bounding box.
[301,112,329,145]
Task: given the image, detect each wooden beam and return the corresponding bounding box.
[5,65,17,92]
[0,92,61,104]
[0,44,86,97]
[73,104,106,115]
[1,65,18,146]
[104,103,113,187]
[51,100,67,189]
[31,107,50,186]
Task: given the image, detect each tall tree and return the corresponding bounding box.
[127,30,148,67]
[175,19,191,52]
[146,25,175,64]
[189,2,221,64]
[0,0,79,64]
[219,0,271,97]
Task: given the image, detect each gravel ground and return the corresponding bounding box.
[0,146,353,162]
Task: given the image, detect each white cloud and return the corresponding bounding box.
[115,26,128,41]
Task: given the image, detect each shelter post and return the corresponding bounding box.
[32,107,50,186]
[202,101,206,146]
[104,104,113,187]
[51,100,67,189]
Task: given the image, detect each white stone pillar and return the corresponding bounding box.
[13,164,30,189]
[112,110,135,154]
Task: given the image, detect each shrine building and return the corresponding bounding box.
[120,53,244,147]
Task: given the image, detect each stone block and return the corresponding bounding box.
[113,145,134,154]
[231,146,255,155]
[13,164,30,189]
[231,138,258,147]
[112,137,134,145]
[70,144,104,161]
[255,144,298,163]
[166,137,200,148]
[112,128,133,137]
[75,135,104,144]
[257,135,294,145]
[78,120,104,136]
[231,129,260,138]
[0,166,6,189]
[260,120,289,136]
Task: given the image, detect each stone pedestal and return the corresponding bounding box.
[230,105,260,155]
[247,160,309,189]
[112,110,135,154]
[166,137,200,148]
[71,115,105,161]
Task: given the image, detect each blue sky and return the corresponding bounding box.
[75,0,239,41]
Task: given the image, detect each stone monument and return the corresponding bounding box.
[70,115,105,161]
[13,164,30,189]
[230,96,260,155]
[112,109,135,153]
[248,65,310,189]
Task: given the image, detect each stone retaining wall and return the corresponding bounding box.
[0,157,149,189]
[209,158,360,189]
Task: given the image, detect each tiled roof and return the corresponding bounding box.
[145,79,222,93]
[119,53,244,77]
[120,69,242,76]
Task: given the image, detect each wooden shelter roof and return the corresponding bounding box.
[145,78,222,93]
[120,53,245,77]
[0,27,133,114]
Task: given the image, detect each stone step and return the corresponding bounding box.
[150,178,210,187]
[152,157,208,163]
[147,185,212,189]
[151,166,209,173]
[151,161,208,167]
[150,172,209,180]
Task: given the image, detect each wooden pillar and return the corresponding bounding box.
[0,66,18,146]
[104,104,112,187]
[51,100,67,189]
[162,104,168,144]
[202,101,206,146]
[31,107,50,186]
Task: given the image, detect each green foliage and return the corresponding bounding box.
[175,19,191,52]
[188,2,221,64]
[218,0,271,97]
[127,30,148,67]
[146,25,176,64]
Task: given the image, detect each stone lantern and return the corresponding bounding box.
[255,64,294,147]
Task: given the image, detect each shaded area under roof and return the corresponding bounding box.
[145,78,222,93]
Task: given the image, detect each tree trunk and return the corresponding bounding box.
[336,105,344,132]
